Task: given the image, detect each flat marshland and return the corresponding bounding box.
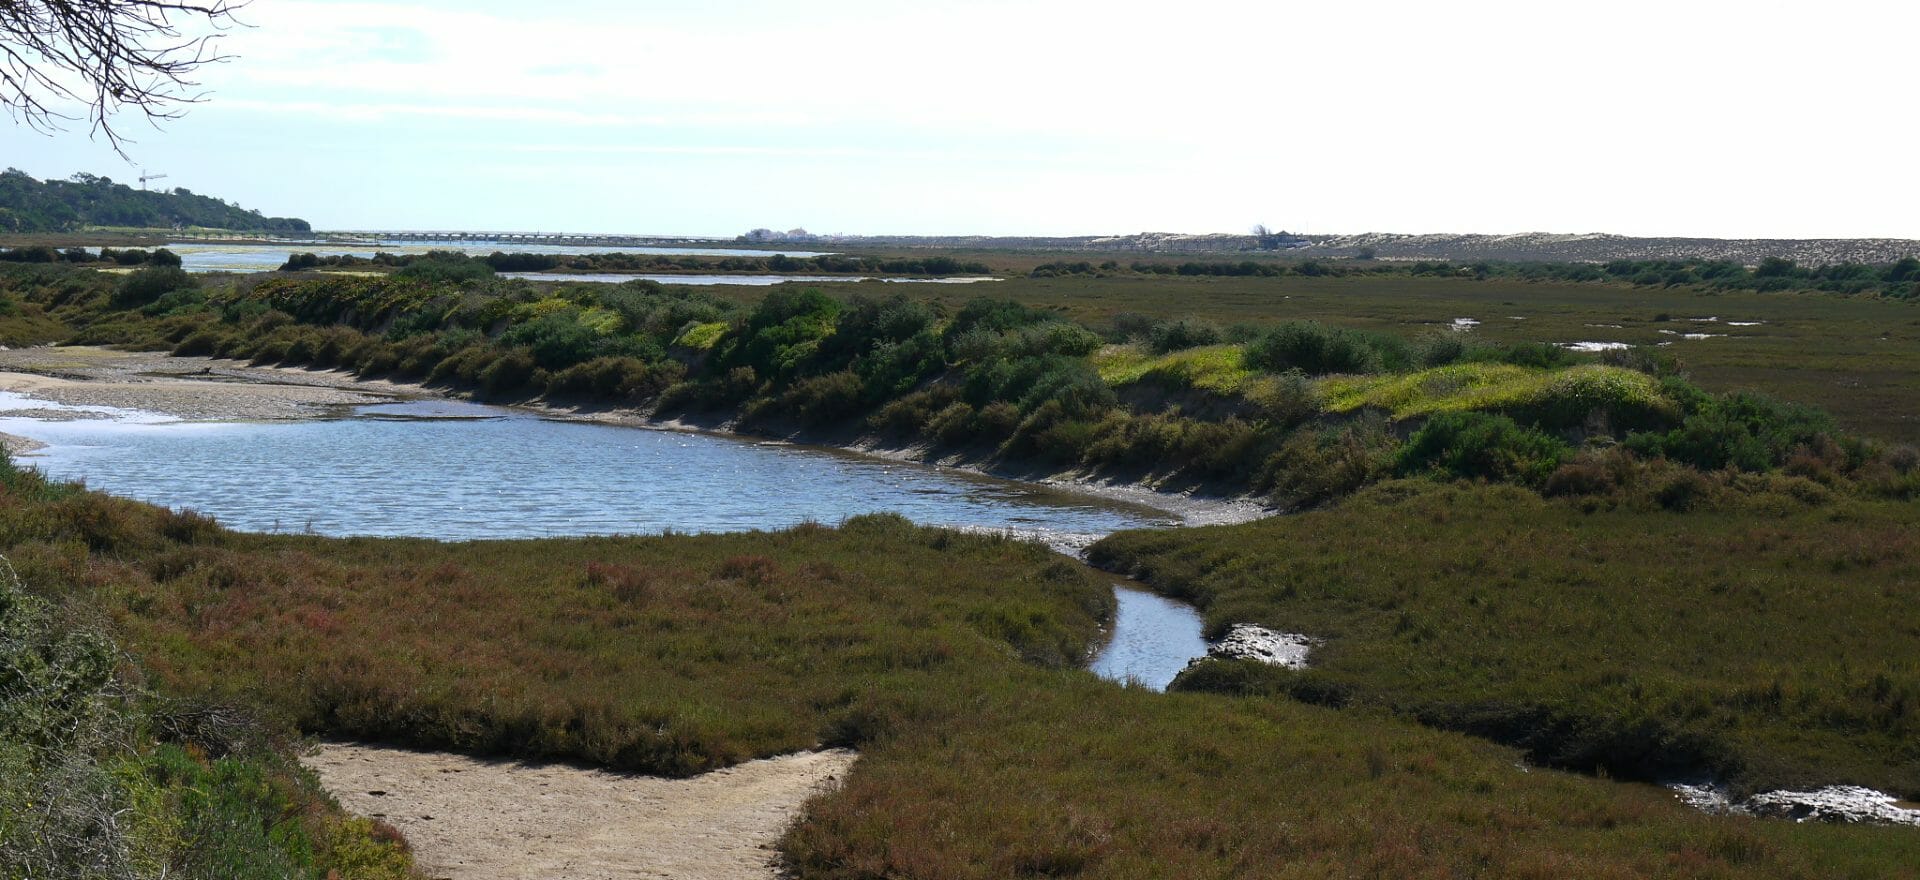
[5,467,1918,877]
[2,255,1919,877]
[900,271,1920,445]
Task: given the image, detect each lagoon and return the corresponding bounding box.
[158,240,835,273]
[1,394,1207,688]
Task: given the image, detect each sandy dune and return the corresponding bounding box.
[304,743,856,880]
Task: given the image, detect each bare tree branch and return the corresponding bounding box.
[0,1,247,155]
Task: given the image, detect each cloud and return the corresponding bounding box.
[213,98,671,126]
[122,0,1920,237]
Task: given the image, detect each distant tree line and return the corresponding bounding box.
[0,168,310,233]
[1031,256,1920,299]
[281,250,992,277]
[1034,259,1389,279]
[0,244,180,266]
[479,251,990,276]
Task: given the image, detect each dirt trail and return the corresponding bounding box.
[304,743,856,880]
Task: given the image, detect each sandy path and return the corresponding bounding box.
[304,743,856,880]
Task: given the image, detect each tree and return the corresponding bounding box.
[1252,223,1289,251]
[1,1,245,152]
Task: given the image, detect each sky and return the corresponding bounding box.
[4,0,1916,238]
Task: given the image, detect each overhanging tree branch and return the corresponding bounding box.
[0,1,247,154]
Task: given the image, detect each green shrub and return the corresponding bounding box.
[868,386,959,436]
[924,401,980,445]
[1244,321,1399,375]
[1258,418,1395,506]
[393,251,494,284]
[1247,370,1320,428]
[478,348,538,397]
[777,370,868,426]
[112,267,197,309]
[171,329,227,357]
[1628,390,1835,472]
[1145,317,1224,353]
[501,309,603,370]
[1397,412,1569,485]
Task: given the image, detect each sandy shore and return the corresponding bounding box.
[0,346,421,421]
[304,743,856,880]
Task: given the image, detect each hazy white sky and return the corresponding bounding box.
[6,0,1915,238]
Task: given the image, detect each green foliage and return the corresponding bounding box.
[1244,321,1408,375]
[1628,388,1838,472]
[392,250,496,284]
[1324,363,1680,432]
[6,264,1903,508]
[0,530,415,879]
[777,370,868,426]
[723,287,842,380]
[673,320,729,350]
[1091,481,1920,795]
[4,429,1920,876]
[1397,411,1571,485]
[1094,343,1255,396]
[0,169,310,233]
[501,309,602,370]
[111,267,197,309]
[1144,317,1224,353]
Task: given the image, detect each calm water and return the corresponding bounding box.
[1,396,1206,688]
[501,272,1003,286]
[1088,586,1209,688]
[159,241,834,273]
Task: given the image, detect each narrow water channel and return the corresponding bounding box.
[0,394,1211,688]
[1088,586,1208,689]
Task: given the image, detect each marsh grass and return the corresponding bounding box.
[1091,480,1920,797]
[3,468,1919,875]
[0,548,418,880]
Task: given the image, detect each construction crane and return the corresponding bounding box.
[139,171,168,190]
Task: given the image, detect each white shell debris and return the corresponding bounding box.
[1746,786,1920,826]
[1670,782,1920,827]
[1207,624,1317,669]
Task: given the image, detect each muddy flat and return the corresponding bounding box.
[304,743,856,880]
[0,346,418,421]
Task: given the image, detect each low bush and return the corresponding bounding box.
[1244,321,1399,375]
[112,267,197,309]
[1145,317,1224,353]
[1397,412,1569,485]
